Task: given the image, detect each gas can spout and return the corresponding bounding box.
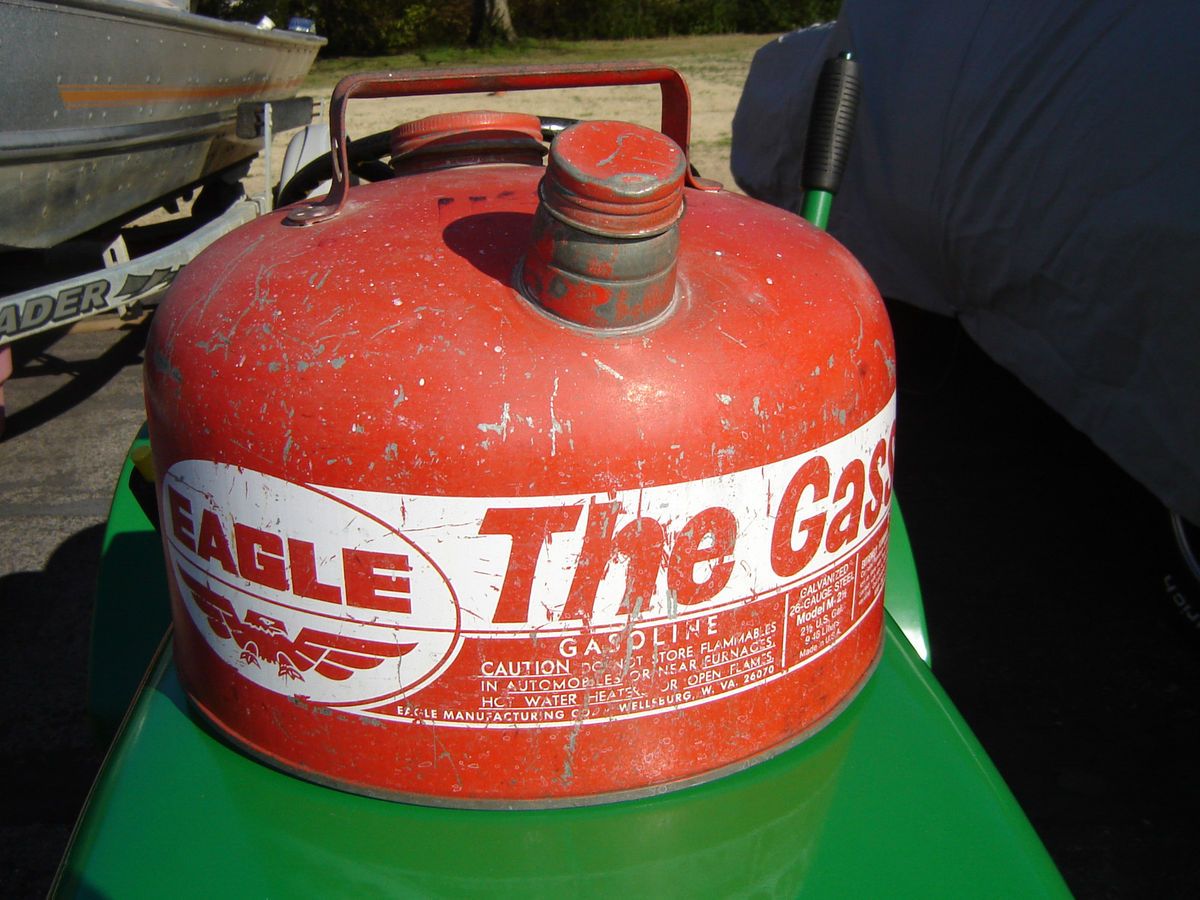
[520,121,685,329]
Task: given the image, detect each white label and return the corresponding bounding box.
[163,392,895,717]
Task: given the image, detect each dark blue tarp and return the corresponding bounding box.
[732,2,1200,524]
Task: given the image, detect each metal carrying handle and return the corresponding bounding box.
[286,63,700,226]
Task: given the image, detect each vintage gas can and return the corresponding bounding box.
[144,64,896,806]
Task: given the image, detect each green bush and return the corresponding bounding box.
[195,0,462,55]
[197,0,841,56]
[387,2,473,51]
[510,0,839,40]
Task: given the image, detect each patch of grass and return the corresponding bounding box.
[305,33,775,90]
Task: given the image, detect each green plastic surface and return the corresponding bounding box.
[58,625,1066,898]
[881,503,931,665]
[61,435,1061,898]
[88,426,169,739]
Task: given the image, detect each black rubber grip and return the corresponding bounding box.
[802,54,862,194]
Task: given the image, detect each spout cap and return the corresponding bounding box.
[541,121,686,237]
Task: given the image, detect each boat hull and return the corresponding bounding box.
[0,0,324,249]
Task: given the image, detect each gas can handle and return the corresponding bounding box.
[286,63,698,226]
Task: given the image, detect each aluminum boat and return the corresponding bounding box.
[0,0,324,251]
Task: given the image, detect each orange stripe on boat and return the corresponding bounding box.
[58,78,305,108]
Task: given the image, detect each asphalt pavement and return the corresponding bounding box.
[1,304,1198,897]
[0,321,150,895]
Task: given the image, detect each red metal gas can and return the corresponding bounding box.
[144,65,896,806]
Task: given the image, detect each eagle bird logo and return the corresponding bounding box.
[178,569,417,682]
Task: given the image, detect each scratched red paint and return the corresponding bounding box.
[143,65,896,807]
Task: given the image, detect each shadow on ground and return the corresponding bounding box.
[0,524,107,897]
[2,319,150,442]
